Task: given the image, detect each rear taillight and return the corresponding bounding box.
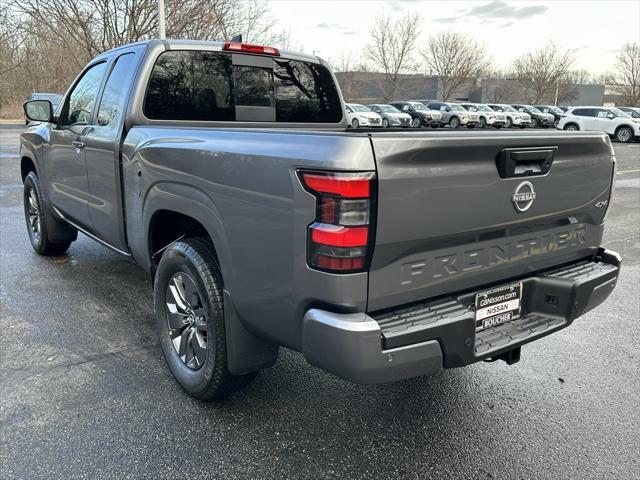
[299,170,376,273]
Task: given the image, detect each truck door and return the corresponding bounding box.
[47,61,108,226]
[83,51,140,253]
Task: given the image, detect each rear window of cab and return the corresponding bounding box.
[144,50,342,123]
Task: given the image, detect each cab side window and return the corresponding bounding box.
[97,53,136,128]
[60,62,108,126]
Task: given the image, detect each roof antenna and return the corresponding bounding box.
[230,34,243,42]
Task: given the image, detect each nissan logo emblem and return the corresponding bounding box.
[512,181,536,212]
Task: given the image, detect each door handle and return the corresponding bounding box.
[72,141,85,151]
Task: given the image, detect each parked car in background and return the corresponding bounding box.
[534,105,566,125]
[366,104,412,128]
[488,104,530,128]
[511,104,555,128]
[426,101,480,128]
[24,93,62,124]
[460,103,506,128]
[389,101,443,128]
[557,106,640,142]
[345,103,382,128]
[558,106,570,112]
[619,107,640,118]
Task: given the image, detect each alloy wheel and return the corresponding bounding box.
[165,272,208,370]
[616,128,632,142]
[27,187,41,241]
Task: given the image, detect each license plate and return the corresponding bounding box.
[475,282,522,331]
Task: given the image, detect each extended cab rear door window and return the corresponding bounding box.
[144,50,342,123]
[144,51,234,121]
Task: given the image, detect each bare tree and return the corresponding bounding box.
[611,42,640,106]
[364,12,420,101]
[1,0,286,117]
[512,43,575,104]
[420,32,491,101]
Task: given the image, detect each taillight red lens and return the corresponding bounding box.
[310,224,368,247]
[299,170,376,273]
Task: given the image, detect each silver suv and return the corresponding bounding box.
[487,104,531,128]
[426,102,480,128]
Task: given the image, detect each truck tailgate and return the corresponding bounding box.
[367,131,615,312]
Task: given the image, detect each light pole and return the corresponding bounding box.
[158,0,166,39]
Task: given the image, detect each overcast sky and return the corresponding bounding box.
[269,0,640,74]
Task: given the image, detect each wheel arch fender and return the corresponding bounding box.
[143,181,234,292]
[143,182,277,374]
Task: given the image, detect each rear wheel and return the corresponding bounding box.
[449,117,460,129]
[615,126,633,143]
[351,118,359,129]
[23,171,73,255]
[154,237,256,400]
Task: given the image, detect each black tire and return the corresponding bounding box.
[382,118,389,128]
[615,126,633,143]
[505,117,513,128]
[479,117,487,128]
[530,117,538,128]
[411,116,422,128]
[154,237,256,401]
[450,116,460,129]
[351,118,359,129]
[564,123,579,131]
[23,171,73,255]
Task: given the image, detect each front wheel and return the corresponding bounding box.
[530,117,538,128]
[411,116,422,128]
[505,117,513,128]
[382,118,389,128]
[449,117,460,129]
[23,171,73,255]
[351,118,359,129]
[615,126,633,143]
[479,117,487,129]
[154,238,256,400]
[564,123,579,131]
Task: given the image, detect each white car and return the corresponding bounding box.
[557,106,640,143]
[345,103,382,128]
[366,104,412,128]
[461,103,507,128]
[487,104,531,128]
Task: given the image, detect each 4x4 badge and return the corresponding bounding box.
[512,181,536,212]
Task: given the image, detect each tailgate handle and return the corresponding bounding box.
[497,146,557,178]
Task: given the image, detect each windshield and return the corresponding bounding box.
[463,105,478,111]
[448,103,467,112]
[527,106,542,113]
[547,106,563,115]
[409,102,428,111]
[609,107,631,118]
[350,104,371,113]
[475,104,493,112]
[379,105,400,113]
[498,105,517,112]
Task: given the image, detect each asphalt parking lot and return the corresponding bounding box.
[1,126,638,479]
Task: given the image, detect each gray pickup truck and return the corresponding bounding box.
[21,39,620,401]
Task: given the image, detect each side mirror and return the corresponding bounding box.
[24,100,53,123]
[607,113,615,119]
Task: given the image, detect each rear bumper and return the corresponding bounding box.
[301,249,620,384]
